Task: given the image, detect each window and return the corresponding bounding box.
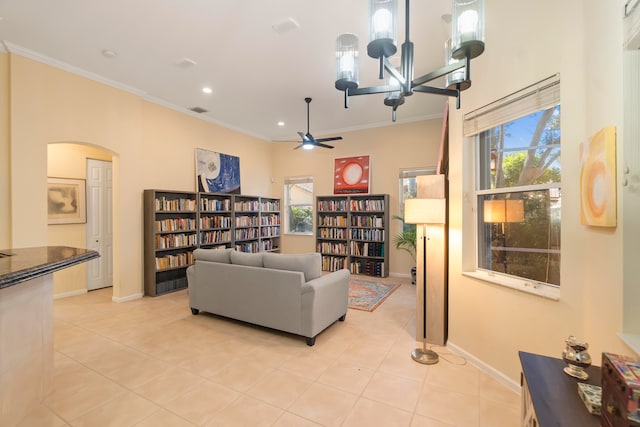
[465,74,561,290]
[284,176,314,235]
[398,167,436,216]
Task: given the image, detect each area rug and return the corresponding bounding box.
[348,279,400,312]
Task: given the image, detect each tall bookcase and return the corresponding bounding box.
[316,194,389,277]
[144,190,281,296]
[144,190,198,296]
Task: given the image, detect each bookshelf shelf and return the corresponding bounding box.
[315,194,389,277]
[144,190,281,296]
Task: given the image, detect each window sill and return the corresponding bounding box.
[618,333,640,356]
[462,270,560,301]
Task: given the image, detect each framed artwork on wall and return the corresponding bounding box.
[334,155,370,194]
[195,148,241,194]
[47,177,86,224]
[580,126,617,227]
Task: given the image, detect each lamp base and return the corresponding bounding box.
[411,344,439,365]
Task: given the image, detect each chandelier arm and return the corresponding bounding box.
[412,61,466,87]
[413,86,458,97]
[384,59,406,86]
[349,85,399,96]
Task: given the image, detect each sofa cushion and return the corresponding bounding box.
[263,252,322,282]
[230,250,264,267]
[194,248,232,264]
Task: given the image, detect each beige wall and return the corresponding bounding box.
[272,119,443,277]
[0,53,10,249]
[6,54,273,299]
[447,0,631,382]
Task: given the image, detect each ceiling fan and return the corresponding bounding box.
[292,97,342,150]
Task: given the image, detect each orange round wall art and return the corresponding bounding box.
[579,126,617,227]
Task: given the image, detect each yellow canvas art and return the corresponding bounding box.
[580,126,617,227]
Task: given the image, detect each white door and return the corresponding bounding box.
[86,159,113,291]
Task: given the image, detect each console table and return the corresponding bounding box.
[0,246,99,426]
[519,351,602,426]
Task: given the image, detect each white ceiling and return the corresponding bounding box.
[0,0,453,143]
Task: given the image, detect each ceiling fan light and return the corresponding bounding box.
[451,0,485,59]
[302,142,314,150]
[335,33,360,91]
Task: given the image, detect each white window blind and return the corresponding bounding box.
[399,167,436,179]
[463,74,561,137]
[284,176,313,184]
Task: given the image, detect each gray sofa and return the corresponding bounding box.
[186,248,350,345]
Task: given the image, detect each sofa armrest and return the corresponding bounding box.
[301,269,350,338]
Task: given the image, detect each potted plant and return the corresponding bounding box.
[393,215,417,284]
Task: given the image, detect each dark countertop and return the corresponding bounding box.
[519,351,602,427]
[0,246,100,289]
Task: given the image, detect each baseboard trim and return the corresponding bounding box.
[447,341,521,394]
[112,293,143,303]
[53,289,87,299]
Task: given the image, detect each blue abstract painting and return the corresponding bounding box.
[196,148,241,194]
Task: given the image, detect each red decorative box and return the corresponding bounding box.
[601,352,640,427]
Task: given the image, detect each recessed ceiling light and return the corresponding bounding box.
[177,57,197,68]
[202,87,212,94]
[101,49,118,58]
[277,121,285,126]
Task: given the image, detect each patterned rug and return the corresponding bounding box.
[348,279,401,312]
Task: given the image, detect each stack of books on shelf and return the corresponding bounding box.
[199,230,232,245]
[154,218,196,232]
[199,215,231,229]
[155,252,194,270]
[318,215,347,227]
[155,233,197,249]
[350,228,385,241]
[317,241,347,255]
[350,215,384,228]
[235,215,259,227]
[234,200,259,211]
[236,241,259,252]
[350,241,385,257]
[322,255,347,271]
[317,199,347,211]
[200,197,231,211]
[350,259,385,277]
[155,197,196,212]
[317,227,347,239]
[350,199,384,212]
[260,200,280,211]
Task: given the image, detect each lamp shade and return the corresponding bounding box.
[451,0,485,60]
[367,0,398,58]
[404,198,446,224]
[335,33,359,91]
[483,199,524,223]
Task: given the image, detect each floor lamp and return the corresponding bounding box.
[404,198,446,365]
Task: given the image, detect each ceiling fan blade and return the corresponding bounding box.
[293,144,303,150]
[298,131,310,142]
[313,136,343,143]
[314,142,335,149]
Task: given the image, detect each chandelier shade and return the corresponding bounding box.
[334,0,485,120]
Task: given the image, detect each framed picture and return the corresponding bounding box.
[195,148,241,194]
[334,155,370,194]
[47,177,86,224]
[580,126,617,227]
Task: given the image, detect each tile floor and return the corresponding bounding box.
[19,277,520,426]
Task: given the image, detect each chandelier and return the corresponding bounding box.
[334,0,485,121]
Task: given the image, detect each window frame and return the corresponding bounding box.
[283,176,314,236]
[462,74,562,300]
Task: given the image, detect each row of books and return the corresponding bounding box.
[155,197,197,212]
[155,251,194,270]
[200,230,232,245]
[322,255,348,272]
[350,215,384,228]
[351,228,385,241]
[260,200,280,211]
[155,218,196,232]
[199,215,232,229]
[235,215,259,227]
[260,214,280,225]
[350,199,385,212]
[234,200,260,211]
[155,277,188,294]
[235,228,259,241]
[317,227,347,239]
[260,240,279,251]
[350,259,385,277]
[260,227,280,237]
[317,199,347,212]
[318,215,347,227]
[350,242,385,257]
[155,233,197,249]
[317,242,348,255]
[200,197,231,212]
[235,241,260,252]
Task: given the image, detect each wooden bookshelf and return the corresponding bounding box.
[316,194,389,277]
[144,190,281,296]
